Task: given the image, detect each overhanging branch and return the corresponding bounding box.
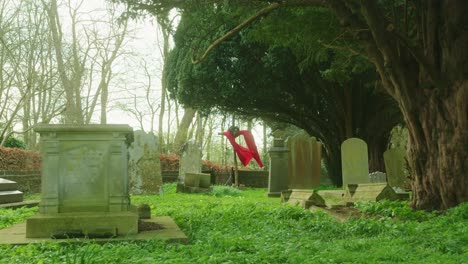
[192,0,326,64]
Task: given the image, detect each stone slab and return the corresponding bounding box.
[0,200,39,209]
[26,211,139,238]
[0,178,18,191]
[311,190,351,208]
[0,190,23,204]
[287,189,315,208]
[0,216,187,245]
[348,183,399,202]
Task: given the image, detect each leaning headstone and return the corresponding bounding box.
[267,138,289,197]
[384,148,407,189]
[341,138,370,188]
[286,131,320,189]
[369,171,387,183]
[26,125,138,238]
[128,131,162,194]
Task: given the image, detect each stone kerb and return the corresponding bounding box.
[128,130,162,194]
[27,124,138,238]
[341,138,370,188]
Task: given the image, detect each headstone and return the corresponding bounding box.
[369,171,387,183]
[267,138,289,197]
[26,125,138,238]
[286,131,321,189]
[178,140,202,186]
[128,131,162,194]
[384,148,407,189]
[341,138,370,188]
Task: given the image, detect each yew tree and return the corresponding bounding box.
[117,0,467,210]
[164,7,401,186]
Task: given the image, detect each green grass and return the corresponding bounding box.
[0,183,467,264]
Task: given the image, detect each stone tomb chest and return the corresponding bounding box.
[26,125,138,238]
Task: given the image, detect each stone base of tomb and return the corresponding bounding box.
[25,211,139,238]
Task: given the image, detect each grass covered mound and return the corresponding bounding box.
[0,184,467,263]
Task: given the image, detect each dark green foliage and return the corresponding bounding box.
[0,207,37,229]
[0,137,26,149]
[1,185,466,263]
[164,2,402,185]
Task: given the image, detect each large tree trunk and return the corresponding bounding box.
[330,0,468,209]
[406,81,468,210]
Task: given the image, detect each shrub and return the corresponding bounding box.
[1,137,26,149]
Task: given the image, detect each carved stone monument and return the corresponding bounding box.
[267,138,289,197]
[26,125,138,238]
[341,138,370,189]
[128,130,162,194]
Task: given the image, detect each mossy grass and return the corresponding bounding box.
[1,183,466,263]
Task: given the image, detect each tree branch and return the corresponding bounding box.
[192,0,325,64]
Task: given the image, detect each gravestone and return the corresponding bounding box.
[384,148,407,189]
[341,138,370,188]
[369,171,387,183]
[286,131,321,189]
[177,140,202,192]
[267,138,289,197]
[26,125,138,238]
[128,131,162,194]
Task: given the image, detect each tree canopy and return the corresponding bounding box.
[117,0,468,210]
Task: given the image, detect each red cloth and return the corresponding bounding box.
[223,130,264,168]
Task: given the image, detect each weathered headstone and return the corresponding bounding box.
[178,140,202,184]
[177,140,204,193]
[128,131,162,194]
[384,148,407,189]
[26,125,138,238]
[286,131,321,189]
[341,138,370,188]
[369,171,387,183]
[267,138,289,197]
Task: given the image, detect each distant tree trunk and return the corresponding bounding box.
[172,107,196,153]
